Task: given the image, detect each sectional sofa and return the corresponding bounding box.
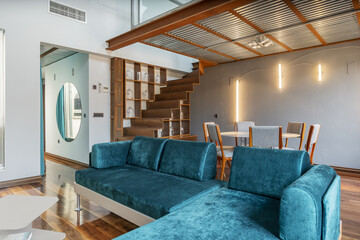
[75,136,341,240]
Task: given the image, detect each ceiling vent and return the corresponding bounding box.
[49,1,86,23]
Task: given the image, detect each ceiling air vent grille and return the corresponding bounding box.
[49,1,86,23]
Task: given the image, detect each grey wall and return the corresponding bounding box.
[191,40,360,169]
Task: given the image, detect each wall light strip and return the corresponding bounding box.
[279,64,282,89]
[318,64,322,82]
[236,80,239,122]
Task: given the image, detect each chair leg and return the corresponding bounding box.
[221,158,226,181]
[75,193,82,212]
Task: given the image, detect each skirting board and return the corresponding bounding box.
[45,152,89,168]
[74,183,155,227]
[0,176,42,189]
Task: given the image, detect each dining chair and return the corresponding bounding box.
[305,124,321,165]
[202,122,215,142]
[234,121,255,146]
[285,122,306,150]
[249,126,283,149]
[207,124,234,181]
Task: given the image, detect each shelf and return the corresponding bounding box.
[126,79,155,84]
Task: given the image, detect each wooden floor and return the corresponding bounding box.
[0,159,359,240]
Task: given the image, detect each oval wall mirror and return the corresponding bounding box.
[56,82,82,142]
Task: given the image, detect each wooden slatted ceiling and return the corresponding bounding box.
[106,0,257,50]
[282,0,327,46]
[353,0,360,25]
[107,0,360,65]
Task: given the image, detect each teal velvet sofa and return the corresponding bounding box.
[74,136,223,226]
[115,147,341,240]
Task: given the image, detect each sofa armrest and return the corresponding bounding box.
[279,165,338,240]
[90,141,132,169]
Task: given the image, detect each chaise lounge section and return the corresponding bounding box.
[74,136,223,225]
[114,146,341,240]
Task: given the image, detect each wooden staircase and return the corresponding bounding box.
[120,67,200,141]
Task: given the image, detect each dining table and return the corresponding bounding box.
[221,131,300,138]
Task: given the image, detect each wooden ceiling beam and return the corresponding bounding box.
[282,0,327,46]
[106,0,256,51]
[228,9,292,52]
[192,22,264,56]
[40,47,58,58]
[164,33,240,61]
[352,0,360,26]
[140,41,217,67]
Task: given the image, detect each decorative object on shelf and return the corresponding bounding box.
[180,111,184,120]
[126,107,135,118]
[157,129,162,138]
[142,89,149,100]
[170,111,174,119]
[142,72,148,82]
[126,88,134,99]
[180,126,184,135]
[126,69,133,80]
[170,126,174,136]
[136,72,141,81]
[155,74,160,83]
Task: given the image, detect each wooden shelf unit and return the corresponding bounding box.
[124,60,167,118]
[110,58,124,142]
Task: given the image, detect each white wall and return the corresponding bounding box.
[89,54,111,150]
[191,40,360,169]
[44,53,89,164]
[0,0,194,182]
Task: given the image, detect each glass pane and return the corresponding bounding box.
[0,29,4,169]
[132,0,195,28]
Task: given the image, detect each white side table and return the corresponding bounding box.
[0,195,65,240]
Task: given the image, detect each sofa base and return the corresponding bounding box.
[74,183,155,227]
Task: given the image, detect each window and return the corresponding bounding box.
[0,29,4,169]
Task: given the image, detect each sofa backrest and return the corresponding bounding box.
[228,147,310,199]
[159,139,217,181]
[91,141,132,169]
[127,136,169,170]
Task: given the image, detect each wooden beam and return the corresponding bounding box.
[164,33,239,61]
[282,0,327,46]
[228,9,292,52]
[140,41,218,66]
[352,0,360,26]
[106,0,256,50]
[192,22,264,56]
[40,47,58,58]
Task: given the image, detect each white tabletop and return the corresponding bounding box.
[221,131,300,138]
[0,195,58,230]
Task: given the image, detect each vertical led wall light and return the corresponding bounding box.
[236,80,239,122]
[278,64,282,89]
[318,64,322,82]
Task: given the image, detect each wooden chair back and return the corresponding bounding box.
[305,124,321,164]
[202,122,215,142]
[285,122,306,150]
[249,126,283,149]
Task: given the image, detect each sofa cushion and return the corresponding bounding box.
[159,140,217,181]
[75,165,222,219]
[90,141,131,169]
[229,147,310,199]
[279,165,337,240]
[113,188,280,240]
[127,136,168,170]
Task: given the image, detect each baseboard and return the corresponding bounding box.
[331,166,360,178]
[0,175,42,189]
[44,152,88,169]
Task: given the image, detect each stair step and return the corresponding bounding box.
[147,100,180,109]
[161,83,194,94]
[184,69,199,78]
[142,108,176,118]
[116,136,135,141]
[131,118,164,128]
[167,77,199,86]
[155,92,188,101]
[123,127,157,137]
